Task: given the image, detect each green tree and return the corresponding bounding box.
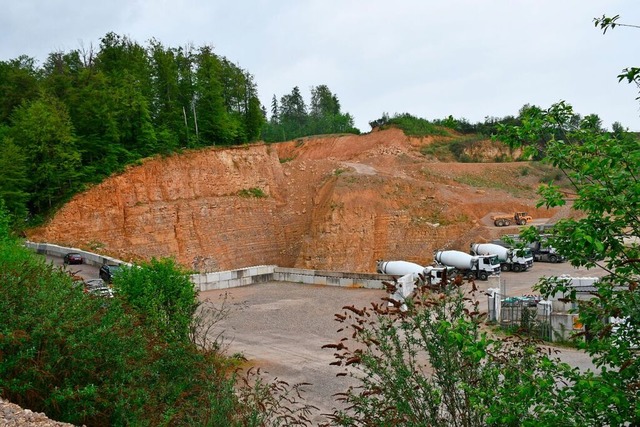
[66,66,133,179]
[0,56,41,125]
[175,44,198,147]
[244,92,266,142]
[222,59,265,142]
[114,257,198,342]
[270,94,279,123]
[0,136,29,223]
[308,84,357,135]
[41,50,84,104]
[9,93,81,215]
[498,100,640,425]
[194,46,238,145]
[148,40,183,153]
[95,32,158,157]
[309,84,339,134]
[279,86,308,139]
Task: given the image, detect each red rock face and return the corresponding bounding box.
[27,129,559,273]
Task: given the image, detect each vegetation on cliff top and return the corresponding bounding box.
[0,33,357,228]
[0,30,629,232]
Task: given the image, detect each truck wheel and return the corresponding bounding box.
[479,272,488,281]
[518,219,527,225]
[503,220,511,226]
[512,264,521,273]
[501,264,510,272]
[549,254,558,263]
[494,220,501,227]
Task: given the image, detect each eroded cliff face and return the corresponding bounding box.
[28,129,557,273]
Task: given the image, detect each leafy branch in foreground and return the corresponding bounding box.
[324,276,584,426]
[593,14,640,33]
[497,100,640,426]
[593,14,640,99]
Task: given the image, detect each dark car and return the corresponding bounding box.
[63,252,84,265]
[99,264,122,283]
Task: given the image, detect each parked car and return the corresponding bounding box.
[63,252,84,265]
[99,264,122,283]
[84,278,114,298]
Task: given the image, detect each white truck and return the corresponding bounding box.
[434,250,501,281]
[376,260,455,309]
[470,243,533,272]
[376,260,453,285]
[492,236,565,263]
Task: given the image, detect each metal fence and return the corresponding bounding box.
[499,296,552,341]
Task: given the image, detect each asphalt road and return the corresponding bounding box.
[200,260,609,424]
[43,253,102,281]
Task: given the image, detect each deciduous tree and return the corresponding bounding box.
[498,100,640,425]
[9,93,81,215]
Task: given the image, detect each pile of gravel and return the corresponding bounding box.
[0,398,79,426]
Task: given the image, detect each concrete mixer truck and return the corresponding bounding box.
[434,250,501,280]
[376,260,453,285]
[470,243,533,272]
[376,260,455,310]
[491,235,565,263]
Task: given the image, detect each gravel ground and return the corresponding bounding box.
[201,261,609,425]
[0,399,78,427]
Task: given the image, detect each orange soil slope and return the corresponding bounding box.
[27,128,559,273]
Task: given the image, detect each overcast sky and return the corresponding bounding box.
[1,0,639,132]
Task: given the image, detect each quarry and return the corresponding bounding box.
[27,128,570,274]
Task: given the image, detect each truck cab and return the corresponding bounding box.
[474,255,501,280]
[529,241,565,263]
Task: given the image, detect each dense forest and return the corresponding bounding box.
[0,32,359,227]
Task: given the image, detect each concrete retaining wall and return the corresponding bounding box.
[25,242,393,292]
[274,267,389,289]
[191,265,277,291]
[191,266,391,291]
[24,241,130,267]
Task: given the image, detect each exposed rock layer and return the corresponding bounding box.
[28,129,558,272]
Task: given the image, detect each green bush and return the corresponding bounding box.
[0,223,312,425]
[114,258,197,342]
[420,135,491,162]
[237,187,267,198]
[372,113,450,137]
[326,277,581,426]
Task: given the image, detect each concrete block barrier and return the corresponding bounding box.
[25,242,394,292]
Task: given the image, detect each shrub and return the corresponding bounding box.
[237,187,267,198]
[325,276,583,426]
[114,258,198,343]
[0,228,313,425]
[372,113,450,137]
